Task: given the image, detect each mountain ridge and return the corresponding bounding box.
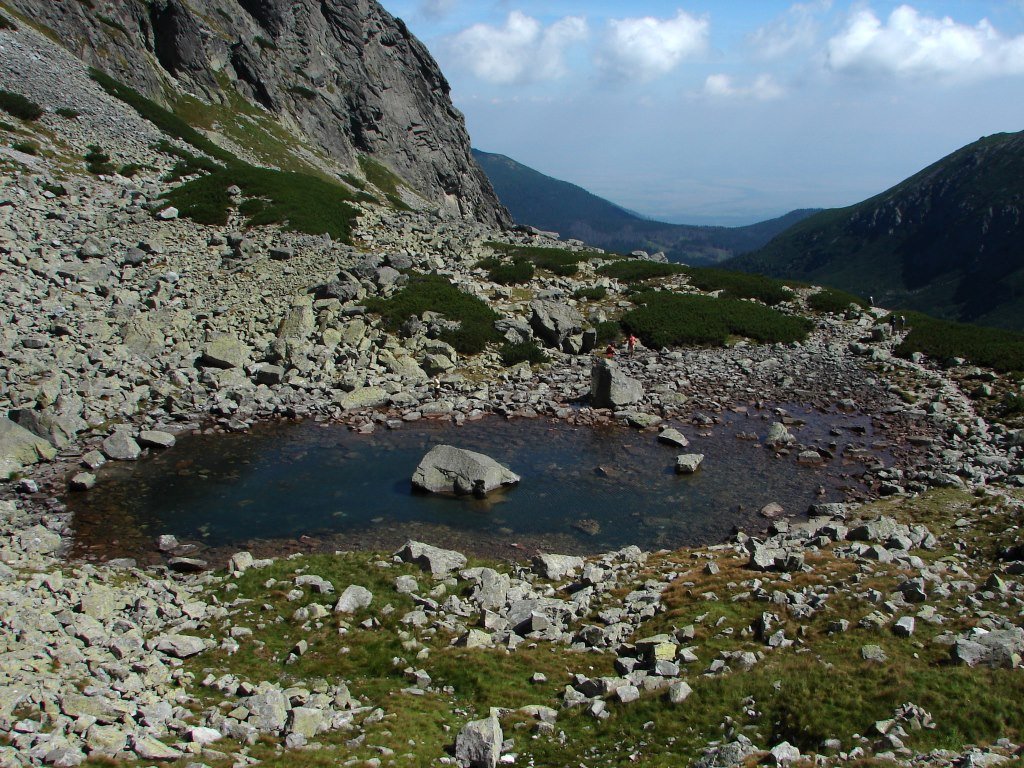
[473,148,818,263]
[727,130,1024,329]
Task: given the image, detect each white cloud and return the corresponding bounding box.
[598,10,709,82]
[446,12,588,85]
[703,73,785,100]
[749,1,831,60]
[826,4,1024,81]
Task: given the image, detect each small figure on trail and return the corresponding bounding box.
[888,315,897,331]
[627,333,638,356]
[604,343,616,358]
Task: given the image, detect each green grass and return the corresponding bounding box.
[366,273,501,355]
[499,340,549,367]
[0,89,43,121]
[808,286,868,314]
[621,291,813,348]
[54,107,79,119]
[90,68,235,163]
[485,242,610,277]
[165,165,359,240]
[0,11,15,29]
[597,260,687,282]
[358,156,412,210]
[254,35,278,51]
[287,85,317,100]
[894,311,1024,372]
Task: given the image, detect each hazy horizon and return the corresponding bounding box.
[381,1,1024,225]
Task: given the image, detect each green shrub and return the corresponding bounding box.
[621,291,813,348]
[118,163,151,178]
[895,311,1024,372]
[807,287,867,314]
[484,242,608,277]
[597,261,687,282]
[42,183,67,197]
[0,89,43,121]
[681,265,793,306]
[365,274,500,355]
[254,35,278,51]
[0,13,16,30]
[165,165,359,240]
[574,286,607,301]
[0,120,16,132]
[84,144,116,175]
[499,340,548,367]
[11,140,38,155]
[1001,394,1024,418]
[55,107,80,119]
[485,259,534,285]
[594,320,622,345]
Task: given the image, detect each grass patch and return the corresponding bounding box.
[118,162,151,178]
[358,155,412,210]
[0,11,16,29]
[84,144,116,175]
[0,89,43,121]
[366,273,500,355]
[55,107,80,119]
[894,311,1024,372]
[41,182,67,197]
[621,291,813,348]
[10,139,38,155]
[485,242,610,277]
[95,13,128,35]
[90,68,235,163]
[499,340,548,367]
[165,165,359,240]
[808,286,868,314]
[254,35,278,51]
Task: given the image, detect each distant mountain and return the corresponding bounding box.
[472,149,818,264]
[728,131,1024,330]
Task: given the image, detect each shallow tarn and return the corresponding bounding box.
[67,405,882,564]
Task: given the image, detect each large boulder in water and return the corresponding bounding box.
[590,358,643,409]
[412,445,520,497]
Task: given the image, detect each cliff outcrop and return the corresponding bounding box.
[1,0,510,226]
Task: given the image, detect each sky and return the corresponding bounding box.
[376,1,1024,226]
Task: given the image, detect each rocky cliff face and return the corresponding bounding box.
[2,0,510,227]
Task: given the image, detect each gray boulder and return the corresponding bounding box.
[412,444,520,497]
[334,585,373,613]
[591,359,643,409]
[532,553,584,581]
[530,300,586,353]
[0,417,58,478]
[395,540,467,577]
[200,334,250,369]
[102,430,142,461]
[455,715,502,768]
[765,422,796,448]
[9,408,86,449]
[675,454,704,474]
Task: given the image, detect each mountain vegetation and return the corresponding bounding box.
[728,131,1024,330]
[473,148,818,264]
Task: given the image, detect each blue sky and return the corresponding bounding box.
[379,1,1024,225]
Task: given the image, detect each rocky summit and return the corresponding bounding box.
[0,3,1023,768]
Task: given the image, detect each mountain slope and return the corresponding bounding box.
[0,0,509,227]
[728,131,1024,329]
[473,149,817,264]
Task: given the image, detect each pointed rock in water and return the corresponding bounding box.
[411,444,520,497]
[590,358,643,409]
[675,454,705,474]
[658,428,689,448]
[765,422,796,448]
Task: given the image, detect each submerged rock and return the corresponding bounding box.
[411,444,520,497]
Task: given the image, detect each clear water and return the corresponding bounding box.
[68,408,878,561]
